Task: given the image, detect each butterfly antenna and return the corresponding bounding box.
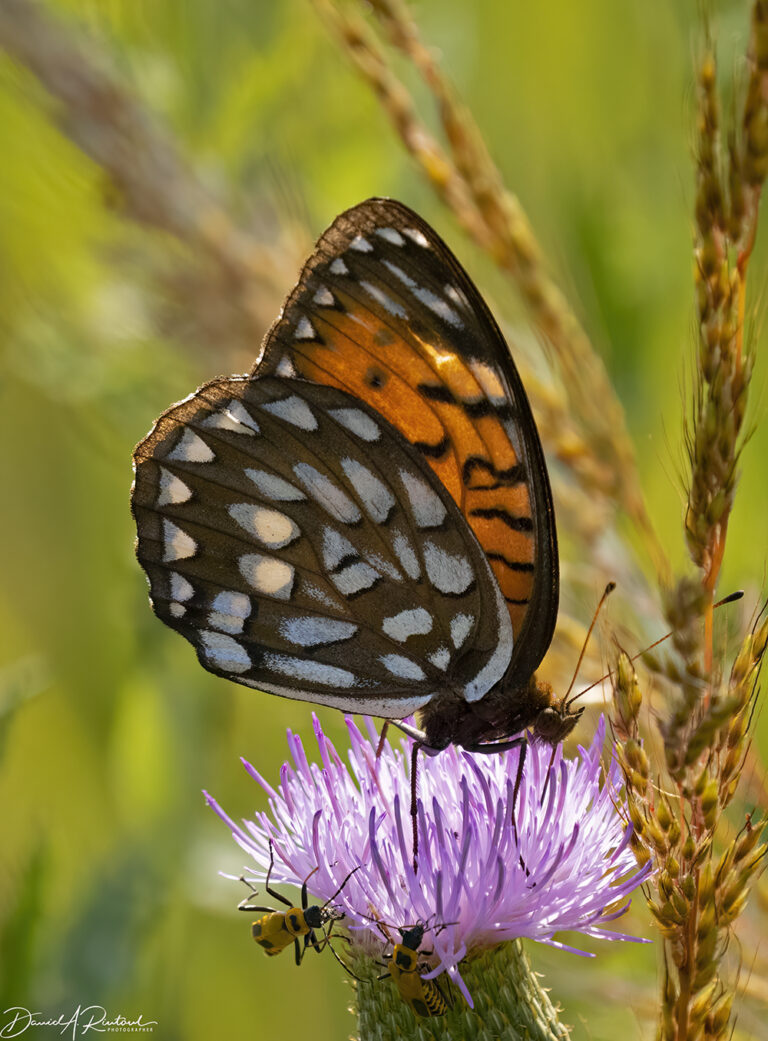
[561,582,616,708]
[571,590,745,703]
[715,590,745,609]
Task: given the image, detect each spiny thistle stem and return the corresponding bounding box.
[351,940,570,1041]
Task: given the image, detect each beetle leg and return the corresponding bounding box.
[308,928,324,956]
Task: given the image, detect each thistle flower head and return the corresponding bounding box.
[205,715,651,1005]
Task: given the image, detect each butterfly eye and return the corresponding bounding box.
[532,706,582,743]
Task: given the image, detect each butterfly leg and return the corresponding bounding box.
[407,740,445,873]
[411,741,421,873]
[539,743,558,807]
[462,736,526,754]
[375,721,390,759]
[390,721,450,873]
[503,738,530,873]
[390,719,430,745]
[463,736,528,869]
[511,739,527,859]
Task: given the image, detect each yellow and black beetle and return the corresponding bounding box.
[378,923,453,1018]
[239,841,358,966]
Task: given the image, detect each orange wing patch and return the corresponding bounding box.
[281,303,536,637]
[257,199,556,655]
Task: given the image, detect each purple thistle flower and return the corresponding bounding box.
[205,715,651,1006]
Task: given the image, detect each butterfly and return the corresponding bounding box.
[131,198,581,756]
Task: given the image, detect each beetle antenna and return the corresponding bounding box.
[321,865,361,911]
[323,935,368,982]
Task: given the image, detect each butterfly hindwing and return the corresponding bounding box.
[132,376,513,716]
[256,198,558,684]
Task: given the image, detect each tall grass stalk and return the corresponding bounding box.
[0,0,766,1037]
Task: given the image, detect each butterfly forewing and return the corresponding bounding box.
[256,198,558,683]
[132,376,513,717]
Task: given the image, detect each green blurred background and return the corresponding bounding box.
[1,1,766,1038]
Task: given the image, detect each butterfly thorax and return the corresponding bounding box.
[418,674,582,752]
